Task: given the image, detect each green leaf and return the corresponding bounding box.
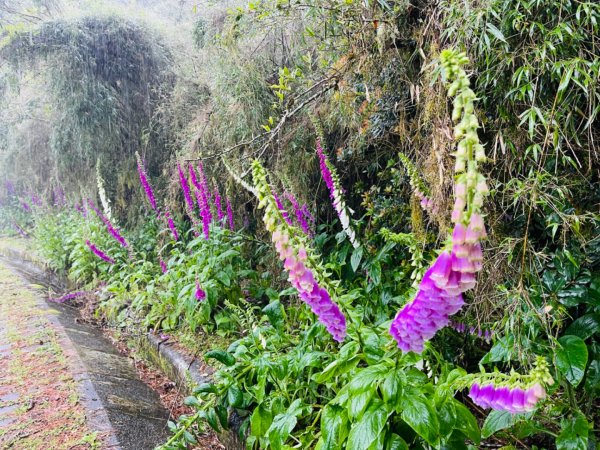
[556,335,588,386]
[227,385,244,408]
[320,404,349,450]
[565,314,600,340]
[347,400,391,449]
[205,407,221,432]
[348,389,374,421]
[183,395,202,408]
[556,412,589,450]
[401,395,439,446]
[263,300,285,330]
[453,400,480,444]
[486,22,507,43]
[215,270,231,287]
[251,403,273,437]
[351,246,363,272]
[480,335,515,364]
[205,349,236,366]
[380,369,403,406]
[267,399,303,450]
[481,410,524,438]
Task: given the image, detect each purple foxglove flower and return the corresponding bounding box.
[273,190,293,226]
[165,211,179,241]
[88,199,128,247]
[429,251,453,286]
[49,291,87,303]
[285,192,312,236]
[178,163,195,213]
[317,140,335,195]
[213,186,225,223]
[226,198,234,231]
[195,279,206,301]
[477,384,495,408]
[137,156,157,212]
[21,200,31,212]
[85,240,115,264]
[189,164,211,239]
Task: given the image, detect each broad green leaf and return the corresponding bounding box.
[556,412,589,450]
[263,300,285,330]
[320,404,349,450]
[401,395,440,446]
[565,314,600,340]
[486,22,507,43]
[556,335,588,386]
[380,369,403,406]
[480,335,515,364]
[351,246,363,272]
[267,399,303,450]
[348,389,374,421]
[205,349,236,366]
[347,400,391,449]
[481,410,524,438]
[183,395,201,408]
[227,385,244,408]
[251,403,273,437]
[453,400,480,444]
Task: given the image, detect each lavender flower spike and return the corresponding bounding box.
[85,240,115,264]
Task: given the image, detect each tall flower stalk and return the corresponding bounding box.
[165,210,179,241]
[85,240,114,264]
[253,160,346,342]
[136,152,157,212]
[87,199,128,248]
[316,141,359,248]
[96,162,112,220]
[214,185,225,223]
[284,192,313,236]
[389,49,489,353]
[467,358,554,414]
[226,198,234,231]
[189,163,211,239]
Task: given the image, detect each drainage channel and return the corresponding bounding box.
[0,255,171,450]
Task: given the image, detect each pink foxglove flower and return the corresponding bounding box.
[214,186,225,222]
[253,160,346,342]
[85,240,114,264]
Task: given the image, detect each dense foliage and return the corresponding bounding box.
[1,0,599,449]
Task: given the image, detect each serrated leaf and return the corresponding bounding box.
[556,412,589,450]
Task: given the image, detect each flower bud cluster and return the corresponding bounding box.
[397,152,437,213]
